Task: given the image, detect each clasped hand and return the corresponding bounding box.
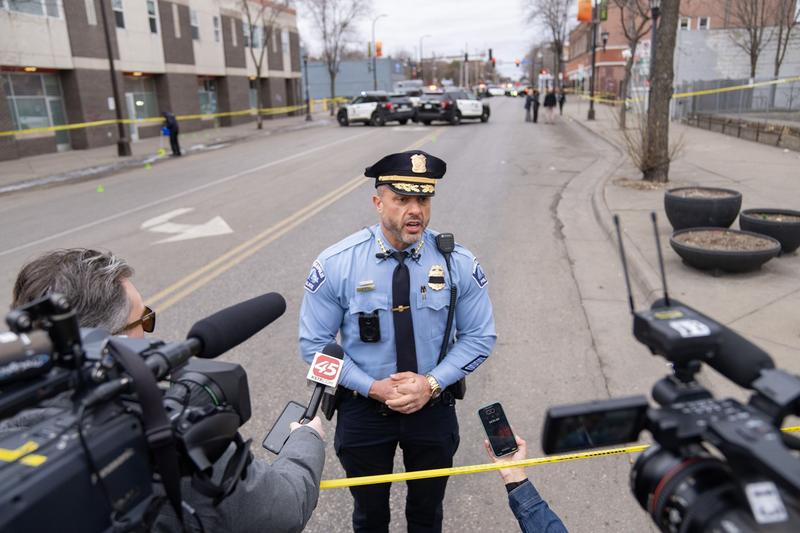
[368,371,431,414]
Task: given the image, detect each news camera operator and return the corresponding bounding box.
[4,248,326,532]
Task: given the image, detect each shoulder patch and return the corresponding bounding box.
[472,258,488,288]
[304,260,326,293]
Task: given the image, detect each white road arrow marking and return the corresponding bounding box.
[141,208,233,244]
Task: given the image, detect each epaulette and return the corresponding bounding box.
[318,228,372,261]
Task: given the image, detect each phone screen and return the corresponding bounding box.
[478,402,518,457]
[263,401,306,454]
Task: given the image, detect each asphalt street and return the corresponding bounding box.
[0,98,658,532]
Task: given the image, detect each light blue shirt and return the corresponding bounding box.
[298,224,496,397]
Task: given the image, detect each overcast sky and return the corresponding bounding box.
[295,0,543,79]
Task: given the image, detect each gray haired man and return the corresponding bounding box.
[5,248,326,532]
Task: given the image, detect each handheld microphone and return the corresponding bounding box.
[145,292,286,378]
[303,343,344,422]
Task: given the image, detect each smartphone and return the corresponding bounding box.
[263,401,306,454]
[478,402,518,457]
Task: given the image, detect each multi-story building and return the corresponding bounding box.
[0,0,302,161]
[564,0,793,97]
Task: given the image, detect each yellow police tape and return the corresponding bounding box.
[0,98,349,138]
[319,425,800,490]
[576,75,800,106]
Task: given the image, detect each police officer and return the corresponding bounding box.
[299,150,496,532]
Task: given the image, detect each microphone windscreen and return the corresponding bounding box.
[711,327,774,388]
[321,342,345,360]
[187,292,286,359]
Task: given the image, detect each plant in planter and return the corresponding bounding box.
[664,187,742,230]
[670,228,780,273]
[739,208,800,254]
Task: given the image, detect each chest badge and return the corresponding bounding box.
[428,265,446,291]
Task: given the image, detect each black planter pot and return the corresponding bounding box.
[664,187,742,230]
[739,208,800,254]
[670,228,780,273]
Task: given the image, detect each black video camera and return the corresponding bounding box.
[541,215,800,533]
[0,292,285,532]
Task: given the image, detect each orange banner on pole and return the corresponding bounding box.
[577,0,592,22]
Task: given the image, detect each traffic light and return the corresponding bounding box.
[491,58,496,67]
[514,58,521,67]
[376,40,382,57]
[464,52,469,62]
[488,48,493,61]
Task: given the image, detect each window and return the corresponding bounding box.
[197,79,218,115]
[124,76,158,119]
[213,16,220,42]
[112,0,124,29]
[249,79,257,109]
[2,72,69,145]
[84,0,96,25]
[698,17,710,30]
[172,3,180,38]
[281,29,290,54]
[6,0,59,17]
[147,0,157,33]
[231,18,237,46]
[242,21,250,47]
[190,9,199,40]
[271,26,278,51]
[679,17,691,31]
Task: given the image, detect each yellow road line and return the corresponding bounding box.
[320,426,800,489]
[147,130,441,311]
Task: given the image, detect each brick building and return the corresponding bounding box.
[0,0,302,161]
[564,0,783,97]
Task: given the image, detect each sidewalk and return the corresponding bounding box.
[562,101,800,376]
[0,111,333,195]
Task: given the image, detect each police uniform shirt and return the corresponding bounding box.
[299,224,497,397]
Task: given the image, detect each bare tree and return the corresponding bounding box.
[643,0,680,182]
[300,0,368,115]
[241,0,291,129]
[614,0,651,129]
[727,0,776,79]
[773,0,800,77]
[525,0,572,88]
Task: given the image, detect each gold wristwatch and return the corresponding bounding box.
[425,374,442,400]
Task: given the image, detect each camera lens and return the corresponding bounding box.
[631,445,739,532]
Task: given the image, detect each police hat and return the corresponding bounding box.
[364,150,446,196]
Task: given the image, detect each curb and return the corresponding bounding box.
[0,116,331,197]
[566,113,663,303]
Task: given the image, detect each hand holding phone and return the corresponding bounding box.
[263,401,306,454]
[478,402,519,457]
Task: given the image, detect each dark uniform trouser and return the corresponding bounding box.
[169,130,181,155]
[533,104,539,123]
[335,394,459,533]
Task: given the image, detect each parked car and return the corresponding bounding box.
[487,85,505,97]
[337,91,393,126]
[416,88,490,126]
[387,93,416,124]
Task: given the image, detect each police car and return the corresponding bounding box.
[337,91,395,127]
[415,88,490,126]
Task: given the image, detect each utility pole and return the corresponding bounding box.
[588,1,598,121]
[98,0,131,156]
[371,14,387,91]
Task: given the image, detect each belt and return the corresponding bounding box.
[340,387,454,417]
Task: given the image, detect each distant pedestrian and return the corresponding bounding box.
[524,90,533,122]
[558,91,566,115]
[532,89,540,124]
[162,111,181,156]
[543,90,557,124]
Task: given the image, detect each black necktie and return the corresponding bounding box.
[391,251,418,373]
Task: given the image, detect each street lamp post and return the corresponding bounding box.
[97,0,131,156]
[588,1,598,120]
[372,14,387,91]
[419,34,431,84]
[303,53,311,121]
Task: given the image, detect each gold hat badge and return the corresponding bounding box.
[411,153,427,174]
